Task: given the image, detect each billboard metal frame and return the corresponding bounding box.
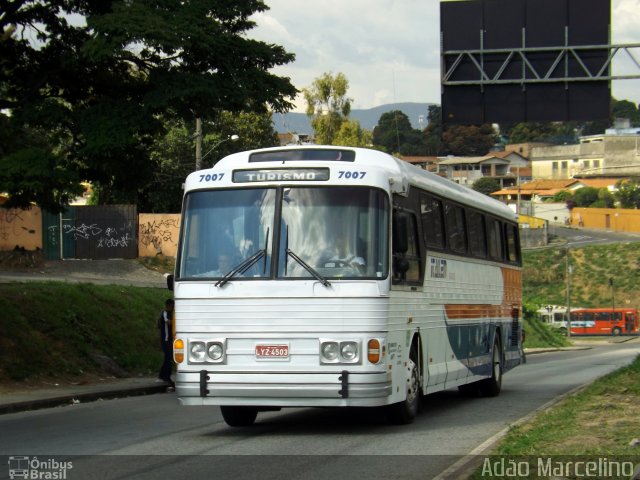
[442,40,640,86]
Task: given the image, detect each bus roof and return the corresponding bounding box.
[194,145,516,221]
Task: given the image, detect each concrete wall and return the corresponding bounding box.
[530,202,572,225]
[138,214,181,258]
[0,208,43,251]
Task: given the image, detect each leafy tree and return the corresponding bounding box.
[551,191,573,203]
[508,122,564,144]
[472,177,501,196]
[0,1,296,212]
[372,110,411,153]
[372,110,426,155]
[615,178,640,209]
[137,111,279,213]
[303,72,352,145]
[612,100,640,126]
[333,120,372,147]
[423,105,443,155]
[596,189,615,208]
[441,124,497,156]
[573,187,600,207]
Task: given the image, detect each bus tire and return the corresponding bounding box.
[220,406,258,427]
[387,341,420,424]
[612,327,622,336]
[458,382,481,397]
[479,334,502,397]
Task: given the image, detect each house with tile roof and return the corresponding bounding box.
[491,179,585,203]
[436,151,529,187]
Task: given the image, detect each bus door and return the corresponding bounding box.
[625,312,636,333]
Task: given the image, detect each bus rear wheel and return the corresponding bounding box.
[387,341,420,424]
[220,406,258,427]
[612,327,622,336]
[479,335,502,397]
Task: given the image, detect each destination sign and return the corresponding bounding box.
[232,168,330,183]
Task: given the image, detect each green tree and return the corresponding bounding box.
[472,177,501,196]
[441,124,496,156]
[372,110,426,155]
[423,105,443,155]
[615,178,640,208]
[303,72,352,145]
[573,187,600,207]
[333,120,372,147]
[508,122,563,144]
[0,1,296,213]
[551,191,573,203]
[612,100,640,126]
[139,111,279,213]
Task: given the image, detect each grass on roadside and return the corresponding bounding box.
[522,315,571,349]
[470,354,640,479]
[0,282,169,382]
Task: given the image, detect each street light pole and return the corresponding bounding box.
[195,118,203,171]
[200,134,240,168]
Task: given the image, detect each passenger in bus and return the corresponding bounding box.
[193,254,235,277]
[324,235,366,272]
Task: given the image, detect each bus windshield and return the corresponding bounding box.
[178,186,389,280]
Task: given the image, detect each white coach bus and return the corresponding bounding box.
[168,146,524,427]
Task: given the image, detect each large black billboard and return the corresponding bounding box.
[441,0,611,125]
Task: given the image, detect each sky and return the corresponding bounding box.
[250,0,640,112]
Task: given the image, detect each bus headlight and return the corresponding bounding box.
[189,342,206,363]
[340,342,359,362]
[207,342,224,361]
[320,340,361,364]
[321,342,339,362]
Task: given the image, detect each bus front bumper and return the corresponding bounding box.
[175,370,393,408]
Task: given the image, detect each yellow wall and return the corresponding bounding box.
[138,214,181,257]
[0,208,43,250]
[519,215,546,229]
[571,207,640,233]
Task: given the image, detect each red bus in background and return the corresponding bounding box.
[570,308,639,336]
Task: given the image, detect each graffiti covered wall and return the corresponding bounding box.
[138,214,181,257]
[0,208,43,251]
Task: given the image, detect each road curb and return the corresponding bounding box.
[0,384,169,415]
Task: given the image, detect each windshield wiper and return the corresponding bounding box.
[286,248,331,287]
[215,229,270,288]
[215,250,266,288]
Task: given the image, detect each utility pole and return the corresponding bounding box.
[566,245,572,338]
[195,118,203,170]
[609,277,615,319]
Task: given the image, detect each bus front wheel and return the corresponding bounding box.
[220,406,258,427]
[612,327,622,336]
[387,341,420,424]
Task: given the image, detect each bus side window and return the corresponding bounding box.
[505,223,520,264]
[467,210,487,258]
[392,212,422,285]
[444,202,467,254]
[420,194,445,249]
[488,218,504,261]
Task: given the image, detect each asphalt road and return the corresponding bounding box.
[1,340,638,480]
[549,225,640,247]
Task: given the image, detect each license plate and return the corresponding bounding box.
[255,344,289,358]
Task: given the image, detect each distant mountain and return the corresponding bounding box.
[272,102,434,134]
